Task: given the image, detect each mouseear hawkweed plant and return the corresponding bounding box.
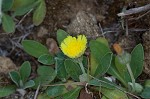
[1,29,150,98]
[60,35,89,82]
[1,0,46,33]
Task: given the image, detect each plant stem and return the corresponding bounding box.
[78,61,86,74]
[126,63,136,92]
[0,0,2,24]
[43,82,85,87]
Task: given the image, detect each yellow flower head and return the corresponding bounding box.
[60,35,87,58]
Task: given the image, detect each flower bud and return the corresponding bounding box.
[117,51,131,65]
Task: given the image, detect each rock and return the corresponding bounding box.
[142,31,150,76]
[0,56,17,74]
[37,26,48,38]
[67,11,101,38]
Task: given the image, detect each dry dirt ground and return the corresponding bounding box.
[0,0,150,99]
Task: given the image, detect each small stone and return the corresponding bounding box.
[0,56,17,74]
[37,26,48,38]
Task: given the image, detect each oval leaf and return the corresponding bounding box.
[140,87,150,98]
[19,61,31,83]
[89,77,116,89]
[38,54,54,65]
[33,0,46,26]
[46,85,67,98]
[130,44,144,78]
[90,40,111,75]
[2,13,15,33]
[58,87,81,99]
[23,80,35,89]
[12,0,35,10]
[37,93,50,99]
[94,53,112,76]
[21,40,49,58]
[107,56,128,87]
[55,53,68,81]
[64,59,82,81]
[13,2,38,16]
[96,37,109,47]
[102,88,128,99]
[115,56,131,83]
[33,66,56,88]
[9,71,20,86]
[90,54,99,76]
[2,0,14,11]
[0,86,16,98]
[56,29,68,45]
[90,40,111,61]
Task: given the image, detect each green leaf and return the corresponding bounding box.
[140,87,150,98]
[2,13,15,33]
[38,93,50,99]
[33,0,46,26]
[33,66,56,88]
[101,96,109,99]
[89,78,115,89]
[58,87,81,99]
[102,88,128,99]
[56,29,68,45]
[130,44,144,78]
[90,40,111,61]
[22,40,49,58]
[90,54,99,76]
[23,80,35,89]
[96,37,109,47]
[94,53,112,76]
[0,86,16,98]
[13,2,38,16]
[46,85,67,98]
[9,71,20,86]
[2,0,14,11]
[145,80,150,87]
[19,61,31,83]
[115,56,131,83]
[64,59,82,81]
[12,0,35,11]
[82,56,88,68]
[55,53,68,81]
[107,56,128,87]
[90,40,111,75]
[38,54,54,65]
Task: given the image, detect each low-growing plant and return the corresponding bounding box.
[1,0,46,33]
[0,61,35,98]
[0,29,150,98]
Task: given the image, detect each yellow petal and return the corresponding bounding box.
[60,35,87,58]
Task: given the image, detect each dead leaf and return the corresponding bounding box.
[46,38,60,55]
[79,89,93,99]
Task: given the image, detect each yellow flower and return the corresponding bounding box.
[60,35,87,58]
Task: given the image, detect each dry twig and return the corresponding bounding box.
[34,84,40,99]
[117,4,150,17]
[17,9,33,26]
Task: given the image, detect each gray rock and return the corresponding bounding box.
[67,11,101,38]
